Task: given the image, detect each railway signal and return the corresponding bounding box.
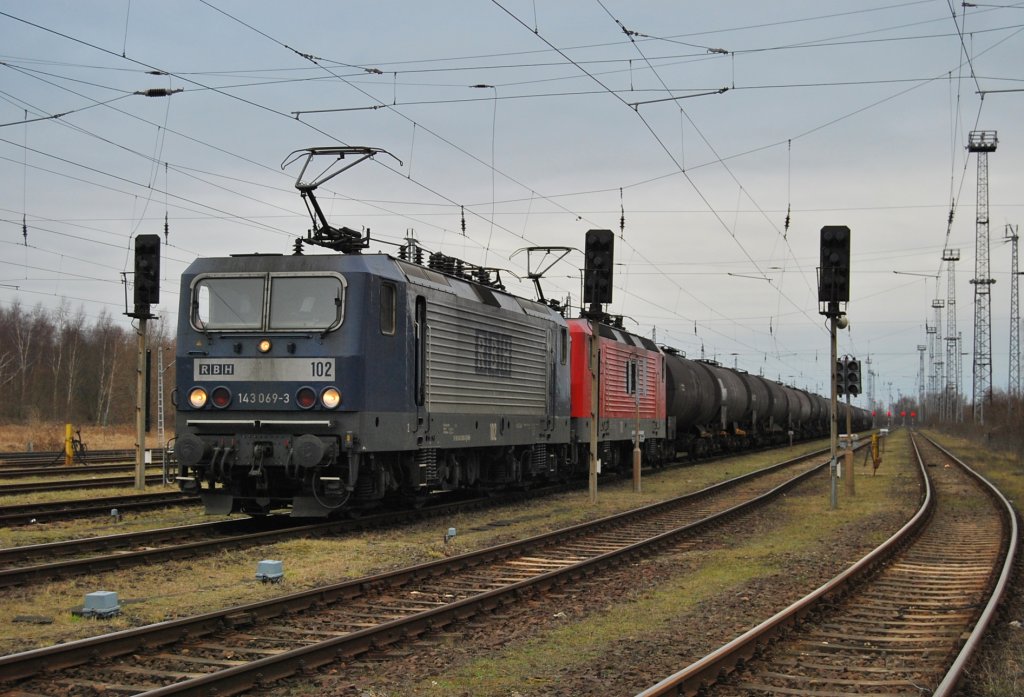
[818,225,850,306]
[819,225,852,511]
[134,234,161,308]
[845,358,861,396]
[835,357,861,396]
[583,229,614,306]
[129,233,162,492]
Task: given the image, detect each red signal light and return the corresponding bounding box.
[900,411,906,417]
[911,411,917,417]
[887,411,891,417]
[871,410,876,416]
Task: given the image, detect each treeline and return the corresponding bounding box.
[935,392,1024,460]
[0,300,175,428]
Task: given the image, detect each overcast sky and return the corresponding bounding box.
[1,1,1022,409]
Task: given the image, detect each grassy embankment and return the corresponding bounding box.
[0,439,837,657]
[389,432,917,696]
[926,430,1024,697]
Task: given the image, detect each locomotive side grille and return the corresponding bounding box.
[602,342,662,417]
[425,301,549,414]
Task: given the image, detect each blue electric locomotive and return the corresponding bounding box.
[173,248,571,516]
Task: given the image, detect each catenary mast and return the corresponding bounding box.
[968,130,997,424]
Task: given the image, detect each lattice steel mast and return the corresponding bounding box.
[942,248,960,421]
[926,322,937,417]
[932,299,944,419]
[1009,224,1021,397]
[968,130,997,424]
[866,354,876,414]
[917,344,927,416]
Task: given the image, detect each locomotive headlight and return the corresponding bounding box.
[257,339,272,353]
[188,387,209,409]
[320,387,341,409]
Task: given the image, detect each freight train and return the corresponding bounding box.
[172,240,870,517]
[172,147,870,517]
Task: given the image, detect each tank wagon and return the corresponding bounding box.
[662,351,844,457]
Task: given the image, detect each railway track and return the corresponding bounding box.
[0,488,508,589]
[0,491,196,527]
[0,444,833,587]
[0,449,165,468]
[0,445,855,695]
[637,431,1017,697]
[0,463,162,480]
[0,474,167,496]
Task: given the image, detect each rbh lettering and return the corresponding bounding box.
[198,363,235,376]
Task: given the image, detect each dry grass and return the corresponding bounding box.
[417,434,916,696]
[926,430,1024,697]
[0,439,836,656]
[0,421,165,452]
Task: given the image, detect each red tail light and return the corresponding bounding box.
[211,386,231,408]
[296,386,317,409]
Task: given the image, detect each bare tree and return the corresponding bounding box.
[49,300,69,417]
[62,306,86,421]
[91,310,121,426]
[11,301,49,419]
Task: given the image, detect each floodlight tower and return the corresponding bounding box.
[942,248,960,421]
[968,130,997,424]
[1008,224,1020,397]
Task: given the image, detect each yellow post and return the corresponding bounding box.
[64,423,73,467]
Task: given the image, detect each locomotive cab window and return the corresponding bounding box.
[269,275,344,330]
[193,277,264,330]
